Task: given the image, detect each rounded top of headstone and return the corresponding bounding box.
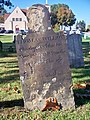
[27,4,51,32]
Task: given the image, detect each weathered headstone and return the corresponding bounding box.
[27,4,51,32]
[67,33,84,68]
[16,4,75,110]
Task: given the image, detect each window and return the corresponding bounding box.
[12,18,23,21]
[15,18,22,21]
[16,18,19,21]
[20,18,22,21]
[16,10,18,13]
[12,18,15,21]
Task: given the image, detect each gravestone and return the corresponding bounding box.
[67,33,84,68]
[27,4,51,32]
[16,4,75,110]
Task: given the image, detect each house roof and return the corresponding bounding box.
[3,7,27,21]
[4,13,10,21]
[21,9,27,15]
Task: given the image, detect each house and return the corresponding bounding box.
[4,6,28,33]
[0,5,51,33]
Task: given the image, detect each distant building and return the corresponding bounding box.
[4,6,28,33]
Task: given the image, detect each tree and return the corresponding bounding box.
[57,6,76,27]
[51,4,76,30]
[51,4,70,26]
[0,0,13,9]
[0,6,7,14]
[50,12,58,27]
[51,4,69,13]
[0,7,7,22]
[0,0,13,22]
[0,15,4,22]
[76,20,86,32]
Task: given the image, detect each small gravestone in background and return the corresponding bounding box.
[16,4,75,110]
[67,33,84,68]
[0,41,2,51]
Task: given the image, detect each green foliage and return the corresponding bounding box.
[51,4,76,30]
[0,0,13,8]
[53,24,60,32]
[51,4,69,13]
[57,6,76,27]
[76,20,86,32]
[0,0,13,14]
[50,12,58,27]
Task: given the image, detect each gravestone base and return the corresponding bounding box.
[24,90,75,110]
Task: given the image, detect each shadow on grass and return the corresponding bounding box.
[72,70,90,81]
[0,51,17,58]
[0,69,19,76]
[84,53,90,58]
[0,73,20,84]
[73,89,90,108]
[0,99,24,109]
[0,60,18,64]
[0,94,90,109]
[72,60,90,81]
[0,52,19,83]
[72,74,90,80]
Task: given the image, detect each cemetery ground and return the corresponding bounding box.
[0,37,90,119]
[0,35,13,43]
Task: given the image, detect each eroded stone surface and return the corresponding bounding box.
[16,30,75,110]
[27,4,51,32]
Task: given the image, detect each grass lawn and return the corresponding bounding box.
[82,37,90,42]
[0,35,16,52]
[0,35,13,43]
[0,41,90,119]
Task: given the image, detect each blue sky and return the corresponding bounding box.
[5,0,90,27]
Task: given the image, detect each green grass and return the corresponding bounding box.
[0,42,90,119]
[0,35,13,43]
[72,55,90,84]
[0,105,90,120]
[82,37,90,42]
[0,35,16,52]
[0,52,22,102]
